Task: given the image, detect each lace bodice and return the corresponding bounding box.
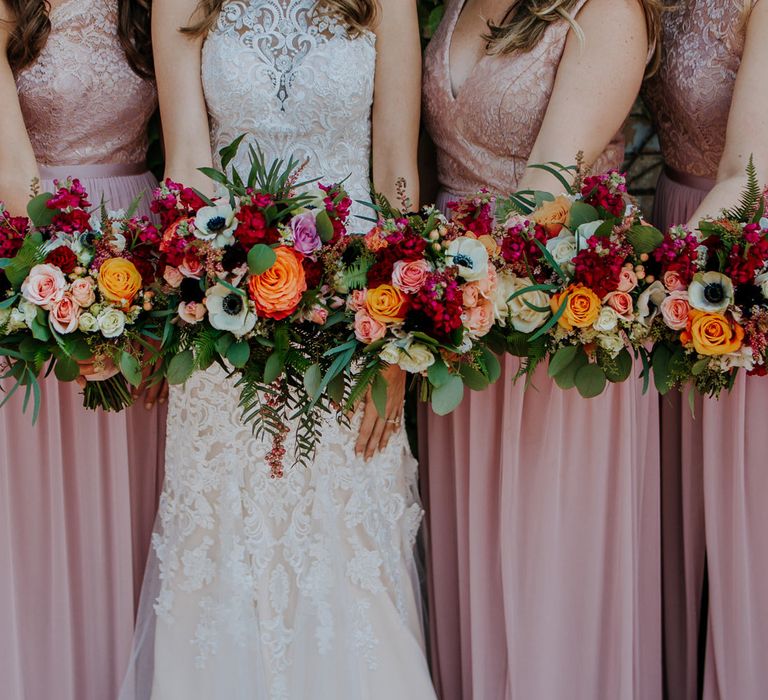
[642,0,749,179]
[13,0,156,167]
[202,0,376,225]
[423,0,623,198]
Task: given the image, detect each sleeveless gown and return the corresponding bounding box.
[420,1,661,698]
[0,2,166,700]
[643,3,768,699]
[120,2,436,698]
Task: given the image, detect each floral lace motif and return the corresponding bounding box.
[14,0,156,166]
[643,0,748,179]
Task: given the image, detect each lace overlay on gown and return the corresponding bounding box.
[13,0,156,167]
[149,2,433,698]
[642,0,748,179]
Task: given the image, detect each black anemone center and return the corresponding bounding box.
[179,277,205,303]
[454,253,473,268]
[222,293,243,316]
[206,216,227,232]
[704,282,725,304]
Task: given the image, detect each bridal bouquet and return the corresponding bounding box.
[465,165,665,397]
[646,160,768,398]
[0,179,163,417]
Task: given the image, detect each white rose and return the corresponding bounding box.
[494,272,550,333]
[597,333,625,357]
[379,341,402,366]
[713,346,755,372]
[78,312,98,333]
[593,306,619,332]
[397,343,435,374]
[97,307,126,338]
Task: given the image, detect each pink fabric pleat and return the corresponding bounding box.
[0,170,166,700]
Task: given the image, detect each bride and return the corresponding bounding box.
[120,0,436,698]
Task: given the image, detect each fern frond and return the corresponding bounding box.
[723,155,761,222]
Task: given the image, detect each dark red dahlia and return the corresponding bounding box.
[45,246,78,273]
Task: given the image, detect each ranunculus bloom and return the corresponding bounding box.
[50,294,80,334]
[392,259,431,294]
[464,298,494,337]
[463,282,481,309]
[551,284,601,330]
[660,291,690,331]
[247,246,307,320]
[397,343,435,373]
[163,265,183,288]
[96,307,127,338]
[354,309,387,343]
[532,195,572,235]
[178,300,206,324]
[603,290,634,321]
[663,270,686,292]
[21,263,66,308]
[98,258,143,308]
[347,289,367,312]
[617,268,638,293]
[681,310,744,356]
[70,277,96,307]
[291,212,321,255]
[365,284,408,324]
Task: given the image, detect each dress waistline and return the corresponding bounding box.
[38,162,148,181]
[663,166,716,192]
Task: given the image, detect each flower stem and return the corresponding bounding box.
[82,376,134,412]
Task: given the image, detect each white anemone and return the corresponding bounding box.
[445,237,489,282]
[205,284,256,337]
[688,271,734,313]
[193,200,237,248]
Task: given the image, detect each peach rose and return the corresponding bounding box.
[366,284,408,324]
[178,301,206,324]
[70,277,96,307]
[49,294,80,334]
[21,263,66,308]
[681,310,744,356]
[98,258,143,308]
[478,234,501,257]
[354,309,387,344]
[551,284,601,331]
[392,259,431,294]
[659,291,690,331]
[617,268,638,293]
[163,265,183,288]
[603,290,634,321]
[247,245,307,321]
[532,195,572,235]
[347,289,367,312]
[179,254,204,279]
[663,270,686,292]
[463,282,481,309]
[464,298,494,337]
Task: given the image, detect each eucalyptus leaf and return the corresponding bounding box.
[568,201,599,230]
[26,193,56,227]
[247,243,277,275]
[431,375,464,416]
[479,346,501,384]
[575,363,607,398]
[553,351,588,390]
[371,371,388,418]
[426,357,451,388]
[602,348,633,383]
[227,340,251,369]
[167,350,195,385]
[315,209,335,242]
[327,372,346,405]
[119,351,142,388]
[652,344,673,395]
[263,351,284,384]
[54,355,80,382]
[303,363,323,399]
[548,345,580,378]
[459,364,490,391]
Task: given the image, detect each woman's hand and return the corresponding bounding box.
[355,364,406,461]
[75,357,119,389]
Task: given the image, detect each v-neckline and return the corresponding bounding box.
[446,0,487,101]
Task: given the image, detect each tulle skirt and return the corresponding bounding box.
[0,163,166,700]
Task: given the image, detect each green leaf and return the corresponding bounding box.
[303,363,323,399]
[459,364,489,391]
[479,346,501,384]
[315,209,335,243]
[431,374,464,416]
[328,372,346,405]
[31,316,50,342]
[371,371,388,418]
[534,191,556,207]
[26,193,56,227]
[263,351,284,384]
[528,163,574,193]
[547,345,580,378]
[227,340,250,369]
[119,351,142,387]
[215,333,235,357]
[575,363,607,398]
[691,357,710,376]
[54,355,80,382]
[62,335,91,361]
[568,201,599,229]
[247,243,277,275]
[594,220,615,238]
[197,167,230,186]
[219,134,246,172]
[167,350,195,385]
[426,357,451,388]
[627,225,664,254]
[652,344,674,395]
[602,348,633,383]
[553,351,588,390]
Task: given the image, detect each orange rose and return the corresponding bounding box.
[550,284,601,331]
[682,310,744,356]
[98,258,143,308]
[247,246,307,320]
[532,195,572,235]
[366,284,408,324]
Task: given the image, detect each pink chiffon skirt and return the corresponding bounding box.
[653,168,768,700]
[0,163,166,700]
[421,192,661,700]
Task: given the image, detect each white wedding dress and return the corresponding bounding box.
[120,2,436,699]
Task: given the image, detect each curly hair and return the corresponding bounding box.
[5,0,153,78]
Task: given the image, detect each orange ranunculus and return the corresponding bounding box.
[366,284,408,324]
[681,310,744,356]
[247,246,307,320]
[98,257,143,308]
[532,195,572,235]
[550,284,601,331]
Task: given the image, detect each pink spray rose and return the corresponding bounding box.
[178,301,206,324]
[663,270,686,292]
[163,265,183,288]
[617,267,638,293]
[463,298,494,337]
[21,264,67,308]
[603,290,634,321]
[69,277,96,307]
[50,294,81,334]
[179,254,204,279]
[347,289,368,312]
[308,305,328,325]
[392,259,432,295]
[660,291,690,330]
[354,309,387,344]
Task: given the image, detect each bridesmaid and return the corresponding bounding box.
[421,1,662,698]
[643,2,768,698]
[0,2,165,699]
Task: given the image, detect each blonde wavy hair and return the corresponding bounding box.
[183,0,377,36]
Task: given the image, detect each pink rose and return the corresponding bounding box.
[463,282,481,309]
[70,277,96,307]
[308,305,328,325]
[291,212,321,255]
[179,254,204,279]
[21,263,66,308]
[354,309,387,344]
[163,265,183,288]
[347,289,368,312]
[50,294,80,334]
[660,291,690,331]
[178,301,206,324]
[463,299,494,337]
[392,259,431,294]
[663,270,686,292]
[604,290,634,321]
[617,268,638,293]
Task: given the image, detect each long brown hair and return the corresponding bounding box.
[5,0,154,78]
[182,0,377,36]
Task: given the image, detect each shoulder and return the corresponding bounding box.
[575,0,647,28]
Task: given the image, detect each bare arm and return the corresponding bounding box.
[0,5,40,214]
[153,0,214,192]
[518,0,649,192]
[688,1,768,225]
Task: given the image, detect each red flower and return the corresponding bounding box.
[51,208,91,234]
[408,271,464,341]
[0,214,28,258]
[448,197,494,237]
[572,238,627,299]
[303,257,324,288]
[45,246,78,273]
[47,179,91,211]
[581,171,627,217]
[234,205,280,251]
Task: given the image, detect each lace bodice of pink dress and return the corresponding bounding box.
[423,0,623,199]
[14,0,156,167]
[642,0,747,180]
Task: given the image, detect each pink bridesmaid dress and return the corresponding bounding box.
[0,2,165,699]
[643,3,768,699]
[421,1,661,698]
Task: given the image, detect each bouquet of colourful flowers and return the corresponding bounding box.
[0,179,163,417]
[456,164,665,397]
[646,159,768,398]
